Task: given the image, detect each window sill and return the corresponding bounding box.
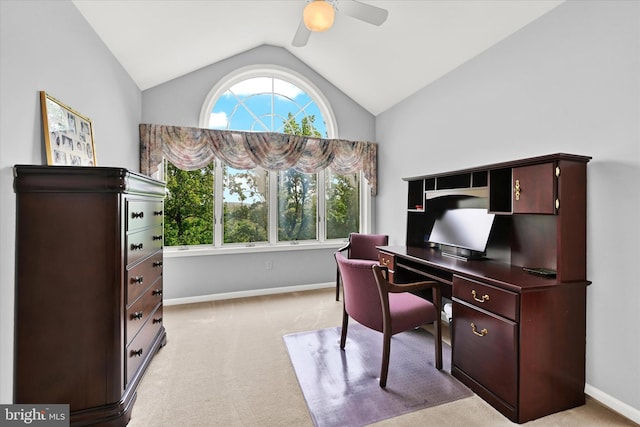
[164,241,346,258]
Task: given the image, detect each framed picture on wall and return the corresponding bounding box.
[40,91,97,166]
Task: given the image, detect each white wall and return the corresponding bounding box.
[0,0,142,403]
[376,0,639,419]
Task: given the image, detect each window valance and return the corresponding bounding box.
[139,124,378,195]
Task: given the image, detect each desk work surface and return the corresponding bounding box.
[377,245,590,293]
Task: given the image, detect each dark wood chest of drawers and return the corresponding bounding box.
[13,165,166,426]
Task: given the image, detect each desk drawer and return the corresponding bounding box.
[378,251,395,282]
[453,275,518,321]
[452,300,517,407]
[378,251,395,270]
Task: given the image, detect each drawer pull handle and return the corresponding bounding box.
[470,322,489,337]
[152,235,163,241]
[131,348,143,357]
[152,289,163,296]
[131,211,144,219]
[514,179,521,201]
[471,290,490,303]
[153,261,163,268]
[131,311,143,320]
[131,276,144,285]
[381,258,389,266]
[153,317,163,324]
[131,243,143,251]
[153,210,163,216]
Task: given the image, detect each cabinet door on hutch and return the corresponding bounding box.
[512,163,557,214]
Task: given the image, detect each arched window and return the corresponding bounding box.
[162,66,362,248]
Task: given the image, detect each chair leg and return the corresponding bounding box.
[379,330,391,388]
[336,268,341,301]
[434,318,443,370]
[340,309,349,349]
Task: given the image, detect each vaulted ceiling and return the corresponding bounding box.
[72,0,563,115]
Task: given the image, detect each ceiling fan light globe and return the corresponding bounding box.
[303,0,335,32]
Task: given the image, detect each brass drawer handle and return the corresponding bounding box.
[470,322,488,337]
[131,311,143,320]
[471,290,490,303]
[381,258,389,266]
[131,276,144,285]
[131,348,143,357]
[153,261,163,268]
[152,289,163,297]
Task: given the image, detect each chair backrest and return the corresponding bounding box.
[348,233,389,261]
[335,252,384,332]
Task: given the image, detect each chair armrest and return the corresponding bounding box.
[337,241,351,253]
[387,280,439,294]
[377,265,389,280]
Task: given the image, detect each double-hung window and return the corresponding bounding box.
[164,67,362,249]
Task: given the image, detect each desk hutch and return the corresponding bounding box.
[13,165,166,426]
[378,153,590,423]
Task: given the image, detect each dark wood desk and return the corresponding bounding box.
[379,245,588,424]
[384,153,591,424]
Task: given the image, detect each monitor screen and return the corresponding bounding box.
[428,208,496,254]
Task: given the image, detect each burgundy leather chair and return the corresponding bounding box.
[334,251,442,388]
[335,233,389,301]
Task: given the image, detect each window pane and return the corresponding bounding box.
[277,170,317,241]
[223,165,269,244]
[325,171,360,239]
[164,162,214,246]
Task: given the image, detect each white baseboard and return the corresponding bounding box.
[165,284,640,425]
[163,282,334,306]
[585,384,640,425]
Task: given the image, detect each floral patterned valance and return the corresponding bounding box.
[139,124,378,195]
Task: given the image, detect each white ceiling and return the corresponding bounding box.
[72,0,563,115]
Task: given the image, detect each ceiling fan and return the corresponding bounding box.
[292,0,389,47]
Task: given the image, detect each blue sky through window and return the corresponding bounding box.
[209,77,327,137]
[211,76,327,204]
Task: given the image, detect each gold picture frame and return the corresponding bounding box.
[40,91,96,166]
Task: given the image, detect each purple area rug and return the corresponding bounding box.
[283,323,472,427]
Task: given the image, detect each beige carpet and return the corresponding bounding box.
[129,287,636,427]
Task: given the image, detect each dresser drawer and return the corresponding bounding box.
[452,300,518,407]
[453,275,518,321]
[127,252,163,306]
[126,286,163,345]
[127,226,163,266]
[127,200,164,232]
[126,305,164,386]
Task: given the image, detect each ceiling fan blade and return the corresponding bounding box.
[339,0,389,26]
[292,19,311,47]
